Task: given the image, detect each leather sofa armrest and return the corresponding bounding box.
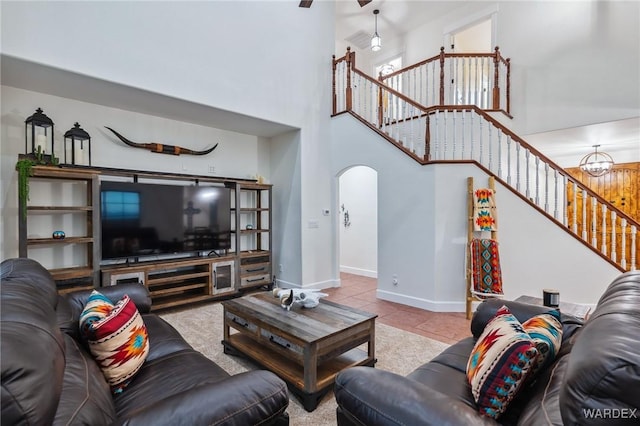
[335,367,497,426]
[116,370,289,426]
[471,299,563,338]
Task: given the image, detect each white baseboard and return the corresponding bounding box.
[376,289,474,313]
[275,277,339,290]
[339,265,377,278]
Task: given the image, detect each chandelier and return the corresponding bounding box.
[579,145,614,177]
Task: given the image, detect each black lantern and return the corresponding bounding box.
[63,122,91,166]
[25,108,55,161]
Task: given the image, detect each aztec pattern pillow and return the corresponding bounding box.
[522,310,563,377]
[79,290,149,393]
[466,305,539,419]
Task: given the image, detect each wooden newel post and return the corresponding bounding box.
[332,54,337,115]
[345,47,353,111]
[492,46,501,110]
[438,46,445,106]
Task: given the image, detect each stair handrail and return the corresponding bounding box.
[378,46,511,115]
[332,48,637,271]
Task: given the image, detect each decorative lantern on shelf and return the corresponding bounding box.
[63,122,91,166]
[25,108,55,161]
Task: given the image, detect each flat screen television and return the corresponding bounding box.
[100,181,231,261]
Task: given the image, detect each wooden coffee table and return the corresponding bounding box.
[222,292,377,411]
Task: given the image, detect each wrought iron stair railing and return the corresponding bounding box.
[332,48,638,272]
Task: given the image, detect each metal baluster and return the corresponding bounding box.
[621,219,627,269]
[611,212,617,262]
[601,204,607,254]
[591,197,597,247]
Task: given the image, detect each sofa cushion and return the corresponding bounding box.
[522,310,562,376]
[79,291,150,393]
[560,271,640,424]
[1,258,66,426]
[53,334,117,425]
[467,305,539,419]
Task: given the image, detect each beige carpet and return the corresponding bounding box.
[160,301,450,426]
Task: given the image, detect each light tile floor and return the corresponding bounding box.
[323,273,472,345]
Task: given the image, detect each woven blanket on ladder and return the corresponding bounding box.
[473,188,498,231]
[470,238,504,298]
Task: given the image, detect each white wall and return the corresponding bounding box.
[331,113,621,309]
[0,1,336,288]
[0,86,264,261]
[339,165,377,278]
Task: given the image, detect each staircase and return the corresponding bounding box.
[332,47,638,272]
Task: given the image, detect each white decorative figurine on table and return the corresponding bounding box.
[272,287,328,310]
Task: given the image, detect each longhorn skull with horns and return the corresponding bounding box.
[105,126,218,156]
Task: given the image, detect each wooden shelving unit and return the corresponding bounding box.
[18,165,100,293]
[17,164,273,309]
[232,182,273,290]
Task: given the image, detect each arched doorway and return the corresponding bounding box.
[338,165,378,279]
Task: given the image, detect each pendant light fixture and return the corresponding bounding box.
[579,144,615,177]
[371,9,381,51]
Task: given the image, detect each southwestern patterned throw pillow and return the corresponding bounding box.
[466,305,539,419]
[521,310,563,377]
[79,290,149,393]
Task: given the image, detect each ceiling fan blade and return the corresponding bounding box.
[299,0,313,7]
[357,0,372,6]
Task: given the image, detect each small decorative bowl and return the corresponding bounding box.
[52,230,65,239]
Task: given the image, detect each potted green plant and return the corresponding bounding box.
[15,158,35,220]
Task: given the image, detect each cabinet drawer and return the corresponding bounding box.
[240,263,270,275]
[225,311,258,334]
[261,329,303,355]
[241,274,270,287]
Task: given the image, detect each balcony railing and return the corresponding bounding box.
[332,48,637,271]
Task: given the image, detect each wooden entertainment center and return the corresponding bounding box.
[18,164,272,310]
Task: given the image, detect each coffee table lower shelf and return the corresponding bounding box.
[222,333,376,411]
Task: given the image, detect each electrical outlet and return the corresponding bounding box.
[278,264,283,273]
[392,274,398,286]
[308,220,319,229]
[208,165,215,173]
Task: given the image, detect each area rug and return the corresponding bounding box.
[160,301,450,426]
